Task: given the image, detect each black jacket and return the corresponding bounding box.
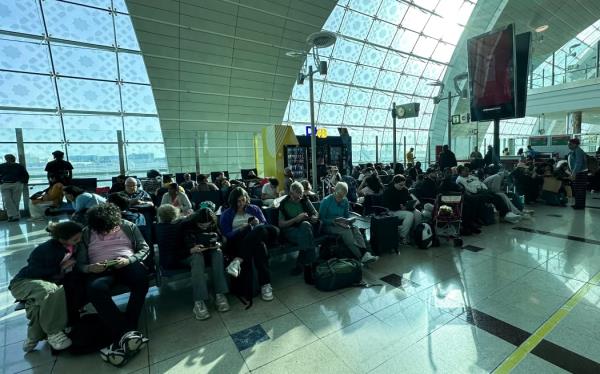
[382,185,410,211]
[12,239,69,283]
[439,151,457,170]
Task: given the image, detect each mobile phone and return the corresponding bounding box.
[105,259,120,267]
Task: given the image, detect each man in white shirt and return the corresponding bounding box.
[456,166,520,223]
[484,170,530,216]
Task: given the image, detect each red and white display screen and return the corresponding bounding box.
[467,24,516,121]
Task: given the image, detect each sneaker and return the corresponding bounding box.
[119,331,149,354]
[100,343,128,367]
[361,252,379,264]
[261,284,273,301]
[47,331,72,351]
[226,259,241,278]
[503,212,521,223]
[215,294,230,312]
[193,301,211,320]
[22,338,38,353]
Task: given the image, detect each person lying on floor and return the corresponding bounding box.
[75,203,150,366]
[10,221,84,353]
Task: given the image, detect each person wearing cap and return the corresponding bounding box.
[568,138,587,209]
[44,150,73,183]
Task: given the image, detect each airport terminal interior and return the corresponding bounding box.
[1,0,600,373]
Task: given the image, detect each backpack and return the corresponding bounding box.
[413,222,433,249]
[67,314,113,354]
[314,258,362,291]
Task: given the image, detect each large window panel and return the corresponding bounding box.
[57,77,120,112]
[63,115,122,142]
[321,85,349,105]
[326,60,356,85]
[114,13,140,50]
[333,38,363,62]
[118,52,150,84]
[368,20,397,46]
[121,83,157,114]
[377,0,408,24]
[4,113,63,142]
[0,36,51,74]
[346,87,371,106]
[24,143,67,181]
[43,0,115,47]
[125,143,168,173]
[52,44,117,81]
[352,65,379,87]
[317,103,344,124]
[339,10,372,40]
[124,116,163,142]
[343,106,368,126]
[0,0,44,35]
[68,143,121,179]
[0,71,57,109]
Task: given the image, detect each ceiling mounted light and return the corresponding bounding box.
[535,25,549,33]
[285,50,305,58]
[307,31,337,49]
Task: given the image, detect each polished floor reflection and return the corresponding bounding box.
[2,199,600,373]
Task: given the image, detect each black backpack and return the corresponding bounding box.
[413,222,434,249]
[314,258,362,292]
[67,314,113,354]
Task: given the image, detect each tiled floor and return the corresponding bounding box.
[2,197,600,373]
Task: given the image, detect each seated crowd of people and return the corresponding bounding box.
[13,146,593,366]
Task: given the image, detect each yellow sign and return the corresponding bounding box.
[316,128,328,139]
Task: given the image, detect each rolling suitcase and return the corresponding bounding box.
[369,215,400,254]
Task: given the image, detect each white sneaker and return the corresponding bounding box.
[22,338,38,353]
[193,301,211,320]
[261,284,273,301]
[361,252,379,264]
[47,331,72,351]
[503,212,521,223]
[215,293,230,312]
[226,259,241,278]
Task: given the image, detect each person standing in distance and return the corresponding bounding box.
[568,138,588,210]
[0,154,29,222]
[44,150,73,184]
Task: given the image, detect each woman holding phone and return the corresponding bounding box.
[181,208,230,320]
[75,203,149,366]
[220,187,279,302]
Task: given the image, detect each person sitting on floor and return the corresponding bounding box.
[541,164,568,206]
[9,221,84,353]
[483,168,531,215]
[278,181,320,284]
[456,165,520,223]
[160,182,193,216]
[181,208,230,320]
[76,204,150,366]
[319,182,378,264]
[219,187,279,302]
[28,175,68,221]
[63,185,106,224]
[413,168,438,202]
[382,175,422,245]
[261,177,279,207]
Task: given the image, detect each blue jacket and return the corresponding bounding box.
[219,204,266,240]
[318,194,350,226]
[568,147,587,173]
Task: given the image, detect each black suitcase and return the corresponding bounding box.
[369,215,400,254]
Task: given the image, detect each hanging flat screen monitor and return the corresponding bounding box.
[514,31,532,118]
[467,24,516,121]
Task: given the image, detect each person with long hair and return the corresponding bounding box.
[10,221,83,352]
[76,204,149,366]
[219,187,279,302]
[28,174,67,221]
[181,208,230,320]
[63,185,106,224]
[160,182,193,215]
